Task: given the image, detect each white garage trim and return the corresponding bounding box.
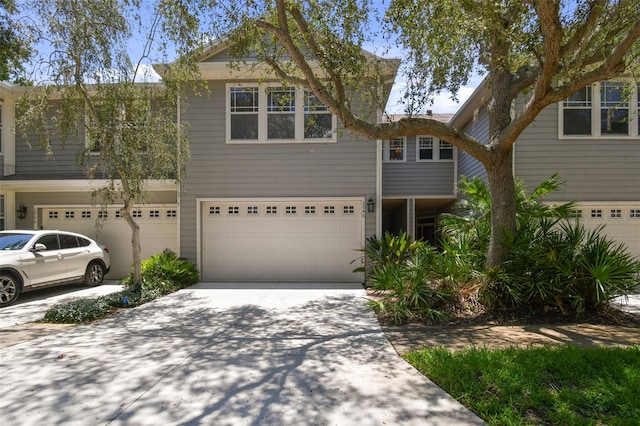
[36,204,179,278]
[197,197,365,282]
[571,202,640,260]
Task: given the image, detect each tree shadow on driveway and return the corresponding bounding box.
[1,284,483,425]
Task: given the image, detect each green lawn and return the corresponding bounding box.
[404,345,640,425]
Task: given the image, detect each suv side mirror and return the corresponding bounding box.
[32,243,47,252]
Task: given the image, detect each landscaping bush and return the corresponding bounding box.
[44,249,199,324]
[43,295,118,323]
[363,235,455,324]
[362,174,639,322]
[122,248,199,302]
[441,174,639,316]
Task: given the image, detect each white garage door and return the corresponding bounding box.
[42,205,178,278]
[202,199,364,282]
[581,205,640,259]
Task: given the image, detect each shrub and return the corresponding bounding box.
[43,296,118,324]
[441,174,639,316]
[44,250,199,324]
[122,249,199,301]
[364,237,454,324]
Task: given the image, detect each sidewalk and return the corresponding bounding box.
[384,294,640,355]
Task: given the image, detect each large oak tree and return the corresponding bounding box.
[212,0,640,268]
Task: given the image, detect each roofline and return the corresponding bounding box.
[449,76,491,129]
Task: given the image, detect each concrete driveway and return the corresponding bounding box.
[0,282,483,425]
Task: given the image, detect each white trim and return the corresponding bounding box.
[415,135,455,162]
[382,194,457,200]
[376,139,383,237]
[382,137,407,162]
[196,196,366,281]
[558,81,640,139]
[0,179,176,192]
[225,83,337,144]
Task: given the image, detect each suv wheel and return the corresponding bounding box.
[0,273,21,307]
[84,262,105,286]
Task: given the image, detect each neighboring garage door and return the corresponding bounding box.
[41,205,178,278]
[202,199,364,282]
[580,205,640,259]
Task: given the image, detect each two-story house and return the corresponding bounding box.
[2,45,638,281]
[452,79,640,257]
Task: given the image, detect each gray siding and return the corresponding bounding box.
[179,80,377,263]
[457,105,488,181]
[382,136,455,196]
[515,102,640,202]
[14,104,85,177]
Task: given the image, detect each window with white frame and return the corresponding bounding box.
[416,136,454,161]
[560,81,640,137]
[383,137,406,161]
[227,84,336,143]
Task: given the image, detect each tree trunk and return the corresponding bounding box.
[121,199,142,290]
[485,146,517,269]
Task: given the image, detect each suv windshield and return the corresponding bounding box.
[0,233,34,250]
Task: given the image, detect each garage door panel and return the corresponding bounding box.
[203,200,363,282]
[42,206,178,279]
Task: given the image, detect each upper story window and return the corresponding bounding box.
[560,81,640,138]
[227,84,336,144]
[416,136,454,161]
[383,137,406,162]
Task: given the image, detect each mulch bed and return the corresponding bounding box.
[365,287,640,328]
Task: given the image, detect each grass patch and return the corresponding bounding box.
[404,345,640,425]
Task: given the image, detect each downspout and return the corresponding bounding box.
[176,87,182,255]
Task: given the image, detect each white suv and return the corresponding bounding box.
[0,230,111,307]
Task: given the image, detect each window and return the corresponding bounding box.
[98,210,108,219]
[417,137,434,160]
[210,206,220,215]
[285,206,297,214]
[81,211,91,219]
[305,205,316,214]
[167,210,177,218]
[228,206,239,215]
[383,137,406,162]
[610,209,622,218]
[416,136,454,161]
[562,86,592,135]
[439,141,454,160]
[229,87,259,140]
[247,206,258,215]
[149,210,160,218]
[561,81,640,137]
[65,211,75,219]
[266,206,277,215]
[304,91,332,138]
[36,234,60,251]
[323,205,335,214]
[590,209,602,218]
[630,209,640,218]
[227,84,336,143]
[343,205,355,214]
[132,210,142,218]
[267,87,296,139]
[60,234,80,249]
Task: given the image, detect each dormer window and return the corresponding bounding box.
[383,137,406,162]
[227,84,336,144]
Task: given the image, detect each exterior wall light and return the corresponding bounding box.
[367,197,375,213]
[16,204,27,220]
